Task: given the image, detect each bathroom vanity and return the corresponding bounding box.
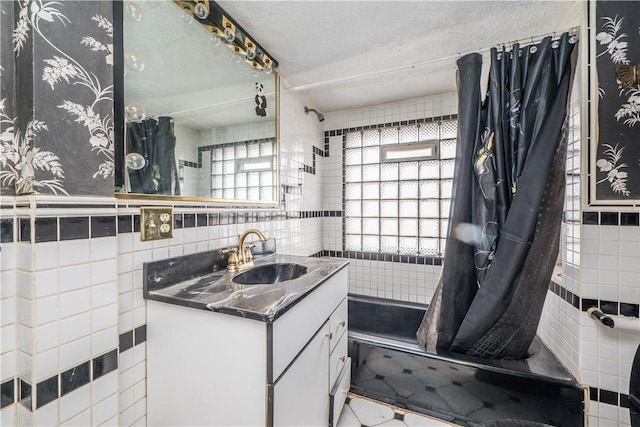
[143,252,350,426]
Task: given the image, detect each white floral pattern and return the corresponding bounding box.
[595,8,640,200]
[0,99,68,195]
[8,0,114,195]
[615,86,640,127]
[596,15,629,65]
[596,143,630,196]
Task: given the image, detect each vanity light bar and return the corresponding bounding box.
[174,0,279,70]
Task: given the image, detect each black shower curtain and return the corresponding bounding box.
[417,33,577,359]
[126,116,180,195]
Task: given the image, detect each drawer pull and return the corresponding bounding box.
[337,320,346,328]
[338,355,346,362]
[326,332,333,339]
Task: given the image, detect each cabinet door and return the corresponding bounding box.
[273,322,330,426]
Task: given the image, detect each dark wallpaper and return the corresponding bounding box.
[595,1,640,202]
[1,0,114,197]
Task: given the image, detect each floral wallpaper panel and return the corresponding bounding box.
[593,0,640,203]
[1,0,114,197]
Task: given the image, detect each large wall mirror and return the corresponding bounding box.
[115,0,279,204]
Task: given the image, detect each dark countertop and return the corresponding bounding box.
[144,254,349,322]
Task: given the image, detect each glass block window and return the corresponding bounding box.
[209,138,276,200]
[343,119,457,256]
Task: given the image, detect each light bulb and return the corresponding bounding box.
[125,104,146,122]
[181,8,194,24]
[224,26,235,43]
[251,67,260,78]
[263,63,272,75]
[194,3,208,19]
[124,2,143,22]
[125,52,145,72]
[246,46,256,60]
[233,52,243,63]
[125,152,146,170]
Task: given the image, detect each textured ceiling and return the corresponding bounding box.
[217,0,581,113]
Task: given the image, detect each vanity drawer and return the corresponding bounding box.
[329,297,348,352]
[329,329,348,390]
[329,358,351,427]
[272,268,347,380]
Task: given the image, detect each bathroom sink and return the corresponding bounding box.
[233,263,308,285]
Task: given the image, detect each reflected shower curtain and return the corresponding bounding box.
[126,116,180,195]
[417,33,577,359]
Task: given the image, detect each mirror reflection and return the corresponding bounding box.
[121,0,279,202]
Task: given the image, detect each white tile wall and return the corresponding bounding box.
[322,93,457,303]
[1,223,16,421]
[346,258,441,304]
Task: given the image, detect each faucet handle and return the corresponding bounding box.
[222,247,239,272]
[243,244,256,262]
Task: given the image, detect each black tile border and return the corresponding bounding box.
[0,378,14,409]
[119,330,134,352]
[16,211,343,242]
[311,250,443,266]
[36,375,58,409]
[324,114,458,140]
[582,211,640,226]
[600,211,619,226]
[621,212,640,226]
[300,145,326,175]
[59,217,90,241]
[93,349,118,380]
[550,280,639,318]
[118,214,133,233]
[19,217,30,242]
[0,218,14,243]
[589,386,630,408]
[119,326,147,353]
[34,217,58,242]
[18,378,31,410]
[11,335,140,412]
[60,361,91,396]
[134,325,147,346]
[91,216,117,238]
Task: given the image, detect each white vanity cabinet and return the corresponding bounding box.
[147,265,349,426]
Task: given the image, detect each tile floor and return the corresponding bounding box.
[338,393,459,427]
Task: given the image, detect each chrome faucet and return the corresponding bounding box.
[224,228,267,272]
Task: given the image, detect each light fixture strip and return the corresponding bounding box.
[175,0,279,70]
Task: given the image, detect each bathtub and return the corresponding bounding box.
[347,295,585,427]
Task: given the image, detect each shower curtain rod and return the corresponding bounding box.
[286,26,579,93]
